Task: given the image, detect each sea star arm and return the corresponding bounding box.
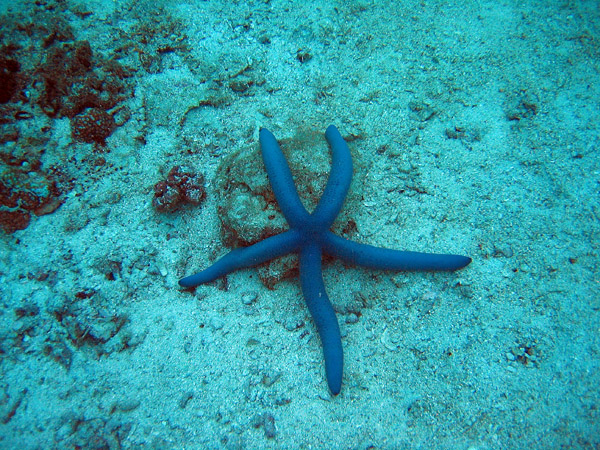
[299,241,343,395]
[311,125,353,229]
[179,230,302,287]
[259,128,311,228]
[322,231,472,271]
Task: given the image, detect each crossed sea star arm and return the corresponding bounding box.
[178,229,301,287]
[310,125,354,228]
[259,128,311,228]
[259,125,353,229]
[299,242,343,395]
[322,231,472,271]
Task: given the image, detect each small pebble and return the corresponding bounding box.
[251,414,263,428]
[284,317,303,331]
[210,316,224,330]
[263,413,276,439]
[112,398,140,413]
[178,391,194,409]
[494,243,514,258]
[157,263,168,277]
[346,313,359,324]
[261,371,282,387]
[242,292,257,305]
[250,412,276,438]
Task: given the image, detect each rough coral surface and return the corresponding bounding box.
[152,166,205,213]
[0,57,21,104]
[71,107,116,145]
[34,39,132,146]
[0,166,60,233]
[37,40,131,119]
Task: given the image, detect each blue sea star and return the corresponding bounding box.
[179,125,471,395]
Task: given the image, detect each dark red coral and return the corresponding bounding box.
[71,107,116,145]
[0,166,60,233]
[37,40,131,119]
[153,166,205,213]
[0,57,21,104]
[0,208,30,233]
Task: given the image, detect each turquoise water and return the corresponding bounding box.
[1,0,598,448]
